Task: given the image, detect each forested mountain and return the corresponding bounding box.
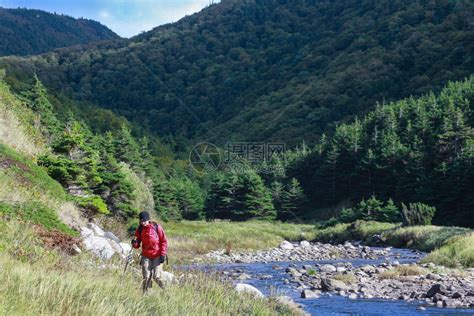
[0,1,472,228]
[202,77,474,227]
[1,0,473,145]
[0,7,119,56]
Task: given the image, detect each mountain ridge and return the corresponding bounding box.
[1,0,473,147]
[0,7,120,56]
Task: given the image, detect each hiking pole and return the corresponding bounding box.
[122,248,134,280]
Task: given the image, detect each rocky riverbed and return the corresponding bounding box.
[204,240,415,263]
[203,241,474,311]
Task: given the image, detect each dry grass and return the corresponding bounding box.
[378,265,427,279]
[0,220,298,316]
[333,273,356,284]
[164,220,317,263]
[0,81,45,157]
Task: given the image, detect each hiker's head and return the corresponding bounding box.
[139,211,150,226]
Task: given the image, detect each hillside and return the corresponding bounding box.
[0,7,119,56]
[1,0,473,145]
[284,77,474,226]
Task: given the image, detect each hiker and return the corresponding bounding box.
[131,211,168,293]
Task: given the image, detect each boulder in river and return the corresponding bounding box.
[301,289,319,299]
[235,283,264,298]
[321,278,349,291]
[320,264,337,273]
[236,273,252,280]
[427,284,446,298]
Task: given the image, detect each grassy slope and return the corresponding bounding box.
[0,80,83,234]
[0,81,297,315]
[0,220,296,316]
[0,80,45,156]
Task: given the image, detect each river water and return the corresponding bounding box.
[187,247,474,315]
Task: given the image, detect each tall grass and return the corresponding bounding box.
[0,220,297,315]
[423,233,474,268]
[0,256,294,315]
[310,220,473,268]
[382,225,471,252]
[0,80,45,157]
[165,220,316,263]
[312,221,397,244]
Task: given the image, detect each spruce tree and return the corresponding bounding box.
[27,74,61,141]
[279,178,308,221]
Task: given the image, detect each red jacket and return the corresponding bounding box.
[133,222,168,259]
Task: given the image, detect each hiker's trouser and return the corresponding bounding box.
[140,256,164,292]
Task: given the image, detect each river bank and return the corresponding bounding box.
[196,242,474,314]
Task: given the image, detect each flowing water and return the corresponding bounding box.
[185,248,474,315]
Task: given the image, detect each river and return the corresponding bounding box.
[187,247,474,315]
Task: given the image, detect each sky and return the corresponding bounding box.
[0,0,220,37]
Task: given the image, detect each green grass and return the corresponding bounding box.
[422,233,474,268]
[310,220,473,268]
[381,225,471,252]
[0,143,67,202]
[164,220,316,263]
[0,201,77,236]
[0,143,84,232]
[0,220,298,315]
[311,221,398,244]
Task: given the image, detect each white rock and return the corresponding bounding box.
[71,244,82,255]
[299,240,311,248]
[161,271,176,285]
[280,240,294,250]
[82,234,115,260]
[80,227,94,238]
[349,293,358,299]
[301,289,319,298]
[88,223,105,237]
[320,264,337,273]
[120,242,132,254]
[235,283,264,298]
[103,231,121,243]
[108,239,123,255]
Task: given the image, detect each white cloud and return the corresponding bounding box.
[95,0,217,37]
[98,10,110,19]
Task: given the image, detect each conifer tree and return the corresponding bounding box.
[279,178,308,221]
[27,74,61,141]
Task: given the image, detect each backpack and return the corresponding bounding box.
[137,221,168,264]
[137,221,160,237]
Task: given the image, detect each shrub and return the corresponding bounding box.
[338,207,358,223]
[338,196,400,223]
[76,196,109,215]
[401,202,436,226]
[38,154,81,186]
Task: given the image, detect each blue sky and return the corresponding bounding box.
[0,0,219,37]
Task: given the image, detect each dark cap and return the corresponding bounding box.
[139,211,150,222]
